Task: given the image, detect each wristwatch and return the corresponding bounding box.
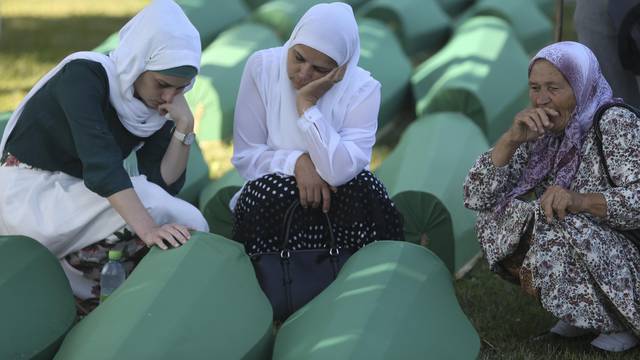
[172,128,196,146]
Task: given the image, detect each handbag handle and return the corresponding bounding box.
[279,199,338,258]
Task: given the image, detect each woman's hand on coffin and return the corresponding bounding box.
[139,223,191,250]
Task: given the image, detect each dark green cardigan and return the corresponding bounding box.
[4,59,185,197]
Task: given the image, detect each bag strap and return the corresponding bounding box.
[593,102,640,188]
[279,199,337,257]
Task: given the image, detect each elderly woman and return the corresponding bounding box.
[0,0,208,299]
[464,41,640,352]
[231,3,403,255]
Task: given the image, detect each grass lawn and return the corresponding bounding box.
[1,1,638,358]
[457,261,640,359]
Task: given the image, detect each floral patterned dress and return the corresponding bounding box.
[464,106,640,335]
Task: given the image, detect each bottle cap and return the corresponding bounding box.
[108,250,123,261]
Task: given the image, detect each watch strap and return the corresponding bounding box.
[172,128,195,145]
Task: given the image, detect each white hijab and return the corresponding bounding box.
[264,2,375,150]
[0,0,201,155]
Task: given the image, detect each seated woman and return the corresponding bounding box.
[232,3,403,255]
[464,41,640,352]
[0,0,208,300]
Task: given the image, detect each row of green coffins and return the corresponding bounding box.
[198,111,489,276]
[91,0,553,146]
[1,234,479,359]
[3,12,531,207]
[412,15,531,143]
[3,13,531,276]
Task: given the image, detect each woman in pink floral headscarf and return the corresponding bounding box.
[464,41,640,352]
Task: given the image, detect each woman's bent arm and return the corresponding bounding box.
[107,188,189,249]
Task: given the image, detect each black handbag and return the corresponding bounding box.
[250,200,355,322]
[593,102,640,249]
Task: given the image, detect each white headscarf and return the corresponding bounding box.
[264,2,375,150]
[0,0,201,155]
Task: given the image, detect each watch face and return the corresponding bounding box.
[184,132,196,145]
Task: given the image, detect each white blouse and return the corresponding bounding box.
[232,50,381,187]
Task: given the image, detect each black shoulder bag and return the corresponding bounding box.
[593,103,640,249]
[250,200,356,322]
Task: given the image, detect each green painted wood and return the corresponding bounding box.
[252,0,326,40]
[199,168,245,214]
[412,16,530,143]
[392,191,455,273]
[252,0,369,40]
[375,113,488,273]
[357,0,451,56]
[176,0,250,47]
[55,233,273,360]
[201,185,242,240]
[186,22,281,142]
[456,0,553,54]
[0,111,11,134]
[176,140,210,206]
[244,0,270,10]
[358,18,412,128]
[435,0,472,17]
[93,0,250,53]
[0,236,76,360]
[199,169,244,238]
[93,32,119,54]
[273,241,480,360]
[534,0,556,18]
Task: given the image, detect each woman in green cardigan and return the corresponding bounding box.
[0,0,207,299]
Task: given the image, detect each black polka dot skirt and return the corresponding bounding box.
[232,170,404,255]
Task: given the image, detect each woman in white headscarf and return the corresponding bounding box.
[232,3,403,255]
[0,0,208,300]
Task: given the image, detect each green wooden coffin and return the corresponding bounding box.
[435,0,472,17]
[0,111,11,134]
[93,0,249,53]
[392,190,455,273]
[375,113,488,275]
[0,236,76,360]
[357,0,451,56]
[358,18,413,129]
[456,0,553,54]
[176,140,210,206]
[273,241,480,360]
[412,16,530,143]
[55,233,273,360]
[186,22,281,143]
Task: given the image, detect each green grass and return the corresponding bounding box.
[0,0,148,111]
[456,260,640,359]
[2,1,638,358]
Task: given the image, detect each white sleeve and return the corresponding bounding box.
[296,83,380,186]
[232,53,304,180]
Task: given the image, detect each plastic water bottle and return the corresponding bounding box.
[100,250,126,303]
